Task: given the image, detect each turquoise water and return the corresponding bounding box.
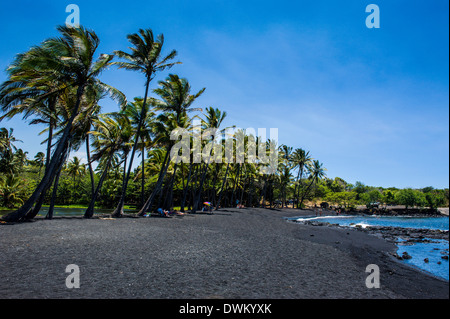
[295,215,449,281]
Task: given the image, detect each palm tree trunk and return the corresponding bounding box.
[163,163,177,209]
[45,119,53,172]
[26,113,57,219]
[231,164,241,207]
[261,178,267,208]
[191,162,208,213]
[46,150,69,219]
[112,78,151,217]
[211,164,220,207]
[295,166,304,209]
[46,163,63,219]
[27,148,68,220]
[141,146,145,207]
[86,135,95,196]
[299,177,316,209]
[180,162,193,212]
[84,154,113,218]
[2,85,86,222]
[122,154,128,191]
[44,98,56,173]
[192,140,216,213]
[216,163,230,210]
[137,147,170,216]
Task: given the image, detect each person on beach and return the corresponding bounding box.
[157,208,168,217]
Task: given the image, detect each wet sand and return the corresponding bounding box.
[0,207,448,299]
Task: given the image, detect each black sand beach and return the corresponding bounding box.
[0,208,448,299]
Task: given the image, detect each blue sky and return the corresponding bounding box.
[0,0,448,188]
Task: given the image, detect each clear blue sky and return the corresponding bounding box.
[0,0,448,189]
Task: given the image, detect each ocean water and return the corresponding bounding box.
[294,215,449,230]
[397,238,449,281]
[294,215,449,281]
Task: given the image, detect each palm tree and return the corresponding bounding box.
[0,127,21,156]
[27,81,125,220]
[0,44,63,173]
[298,160,327,209]
[1,25,119,222]
[137,112,184,216]
[153,74,205,122]
[66,156,86,202]
[0,128,23,175]
[291,148,312,208]
[84,113,132,218]
[278,145,293,207]
[121,97,156,207]
[110,28,181,217]
[34,152,45,177]
[192,107,227,212]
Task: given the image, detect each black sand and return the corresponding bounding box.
[0,208,448,299]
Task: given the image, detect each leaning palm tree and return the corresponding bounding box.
[298,160,327,209]
[1,25,120,222]
[120,97,156,207]
[110,28,181,217]
[137,112,185,216]
[84,113,132,218]
[27,81,125,220]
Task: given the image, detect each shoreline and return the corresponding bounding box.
[0,207,448,299]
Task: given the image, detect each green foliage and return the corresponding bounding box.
[360,189,381,207]
[381,189,396,206]
[325,191,357,209]
[0,174,27,208]
[395,188,425,209]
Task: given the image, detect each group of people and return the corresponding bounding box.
[146,203,213,217]
[313,205,343,216]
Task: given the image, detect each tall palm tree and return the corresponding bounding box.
[84,113,132,218]
[278,145,293,207]
[120,97,156,207]
[110,28,181,217]
[27,81,125,220]
[1,25,119,222]
[137,112,184,216]
[291,148,312,208]
[66,156,86,202]
[192,107,227,212]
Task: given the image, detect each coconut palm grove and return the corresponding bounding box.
[0,26,448,222]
